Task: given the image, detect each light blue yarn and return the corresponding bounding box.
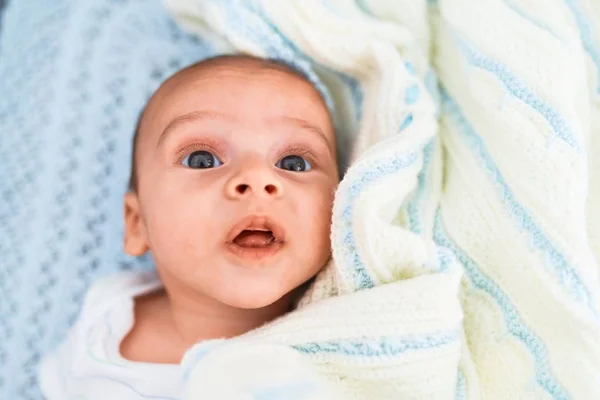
[293,330,459,357]
[455,371,467,400]
[340,74,365,123]
[405,69,439,237]
[355,0,373,17]
[433,213,569,399]
[404,138,460,276]
[399,113,414,131]
[455,34,582,152]
[405,61,417,76]
[441,89,594,314]
[406,139,435,235]
[405,83,421,105]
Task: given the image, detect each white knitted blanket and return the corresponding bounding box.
[164,0,600,398]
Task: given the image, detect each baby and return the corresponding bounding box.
[39,54,339,398]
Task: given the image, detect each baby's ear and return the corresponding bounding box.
[124,192,150,256]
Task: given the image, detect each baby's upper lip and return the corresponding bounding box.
[226,215,285,243]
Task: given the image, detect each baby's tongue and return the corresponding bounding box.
[233,230,274,247]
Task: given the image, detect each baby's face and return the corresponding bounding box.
[126,63,338,309]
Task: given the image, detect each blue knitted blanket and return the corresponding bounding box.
[0,1,213,398]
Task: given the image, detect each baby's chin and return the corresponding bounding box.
[207,257,316,310]
[216,283,299,311]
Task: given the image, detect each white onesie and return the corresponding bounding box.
[38,271,335,400]
[39,271,184,399]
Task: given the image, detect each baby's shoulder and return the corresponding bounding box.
[38,270,163,398]
[80,269,162,322]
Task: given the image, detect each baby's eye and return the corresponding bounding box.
[182,150,223,169]
[276,155,312,172]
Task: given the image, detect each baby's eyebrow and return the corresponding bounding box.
[277,116,333,149]
[278,116,336,158]
[157,110,234,148]
[279,117,327,139]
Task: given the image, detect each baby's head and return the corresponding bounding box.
[124,55,338,311]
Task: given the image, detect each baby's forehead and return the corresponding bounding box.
[156,56,317,102]
[137,56,332,141]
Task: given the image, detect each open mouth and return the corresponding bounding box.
[226,216,285,260]
[233,229,277,248]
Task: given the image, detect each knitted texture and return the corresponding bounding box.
[0,1,213,399]
[165,0,600,398]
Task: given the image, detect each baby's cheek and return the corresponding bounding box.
[304,190,334,255]
[317,188,335,225]
[145,196,218,263]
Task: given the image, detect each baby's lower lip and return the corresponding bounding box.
[225,241,284,262]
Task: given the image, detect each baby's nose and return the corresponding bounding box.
[225,165,283,199]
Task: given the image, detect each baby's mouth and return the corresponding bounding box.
[226,216,285,261]
[233,229,277,248]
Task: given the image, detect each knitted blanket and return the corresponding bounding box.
[163,0,600,398]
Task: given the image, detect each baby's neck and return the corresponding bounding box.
[165,286,294,345]
[120,281,295,364]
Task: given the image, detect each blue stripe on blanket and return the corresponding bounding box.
[406,139,435,235]
[293,329,459,357]
[404,68,438,237]
[454,34,582,152]
[441,90,595,314]
[340,150,419,289]
[403,138,461,275]
[455,370,467,400]
[355,0,373,17]
[564,0,600,94]
[433,213,569,399]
